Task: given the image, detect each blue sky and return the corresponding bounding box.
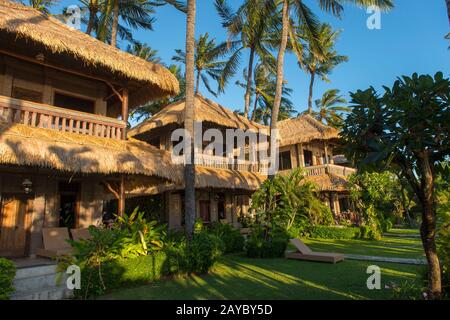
[53,0,449,119]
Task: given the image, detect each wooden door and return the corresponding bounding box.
[199,200,210,223]
[0,194,33,257]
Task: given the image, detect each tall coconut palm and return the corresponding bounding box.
[85,0,99,35]
[312,89,349,128]
[184,0,196,239]
[270,0,394,177]
[299,23,348,114]
[111,0,119,47]
[236,63,294,124]
[127,41,161,63]
[172,33,238,96]
[215,0,277,118]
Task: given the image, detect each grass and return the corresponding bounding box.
[100,254,423,300]
[302,233,424,260]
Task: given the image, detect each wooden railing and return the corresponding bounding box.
[303,164,356,177]
[0,95,126,140]
[172,153,266,173]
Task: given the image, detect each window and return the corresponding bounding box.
[303,150,313,167]
[12,87,42,103]
[339,197,350,212]
[217,193,226,220]
[53,92,95,114]
[279,151,292,171]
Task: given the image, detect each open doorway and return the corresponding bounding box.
[58,182,80,229]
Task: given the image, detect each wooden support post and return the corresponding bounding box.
[122,88,129,140]
[324,141,329,164]
[118,175,126,217]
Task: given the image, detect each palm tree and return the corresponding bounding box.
[184,0,196,239]
[237,63,294,124]
[127,41,161,63]
[85,0,99,35]
[18,0,56,13]
[172,33,237,96]
[299,23,348,114]
[215,0,277,119]
[446,0,450,23]
[312,89,349,128]
[270,0,394,177]
[111,0,119,47]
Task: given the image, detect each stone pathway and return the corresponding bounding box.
[383,233,420,238]
[344,254,427,265]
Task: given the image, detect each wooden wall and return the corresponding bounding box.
[0,171,105,256]
[0,55,108,116]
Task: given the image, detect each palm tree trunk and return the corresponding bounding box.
[251,93,259,122]
[270,0,289,177]
[86,0,98,35]
[195,70,201,94]
[111,0,119,47]
[308,71,315,114]
[244,47,255,119]
[184,0,197,240]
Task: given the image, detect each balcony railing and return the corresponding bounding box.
[173,153,266,173]
[0,95,126,140]
[303,164,356,177]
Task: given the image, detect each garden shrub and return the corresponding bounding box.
[309,225,361,240]
[209,222,245,253]
[76,252,169,299]
[246,238,288,258]
[185,231,225,274]
[0,257,16,300]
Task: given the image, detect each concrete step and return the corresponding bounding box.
[11,286,74,300]
[15,264,58,279]
[13,271,68,292]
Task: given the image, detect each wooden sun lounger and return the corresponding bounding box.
[70,228,93,242]
[286,238,344,264]
[36,227,74,259]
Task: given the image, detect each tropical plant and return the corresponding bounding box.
[126,41,161,63]
[341,72,449,299]
[296,23,348,114]
[0,258,16,300]
[173,33,237,96]
[251,168,333,238]
[184,0,196,239]
[215,0,277,118]
[236,63,294,124]
[16,0,56,14]
[312,89,349,127]
[348,171,401,239]
[269,0,394,178]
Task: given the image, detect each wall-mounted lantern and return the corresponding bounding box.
[22,179,33,194]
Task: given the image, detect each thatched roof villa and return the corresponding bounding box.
[0,0,180,257]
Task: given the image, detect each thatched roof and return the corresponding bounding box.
[278,115,339,147]
[129,94,266,138]
[0,121,182,182]
[128,165,267,196]
[0,0,179,108]
[305,173,350,192]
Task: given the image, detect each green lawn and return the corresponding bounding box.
[100,254,423,300]
[302,232,424,260]
[100,232,425,300]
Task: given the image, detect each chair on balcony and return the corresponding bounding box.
[36,227,74,259]
[286,238,344,264]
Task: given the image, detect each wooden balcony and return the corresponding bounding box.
[0,95,126,140]
[173,153,266,173]
[303,164,356,177]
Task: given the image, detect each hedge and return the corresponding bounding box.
[0,257,16,300]
[246,238,288,258]
[309,225,361,240]
[77,251,169,298]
